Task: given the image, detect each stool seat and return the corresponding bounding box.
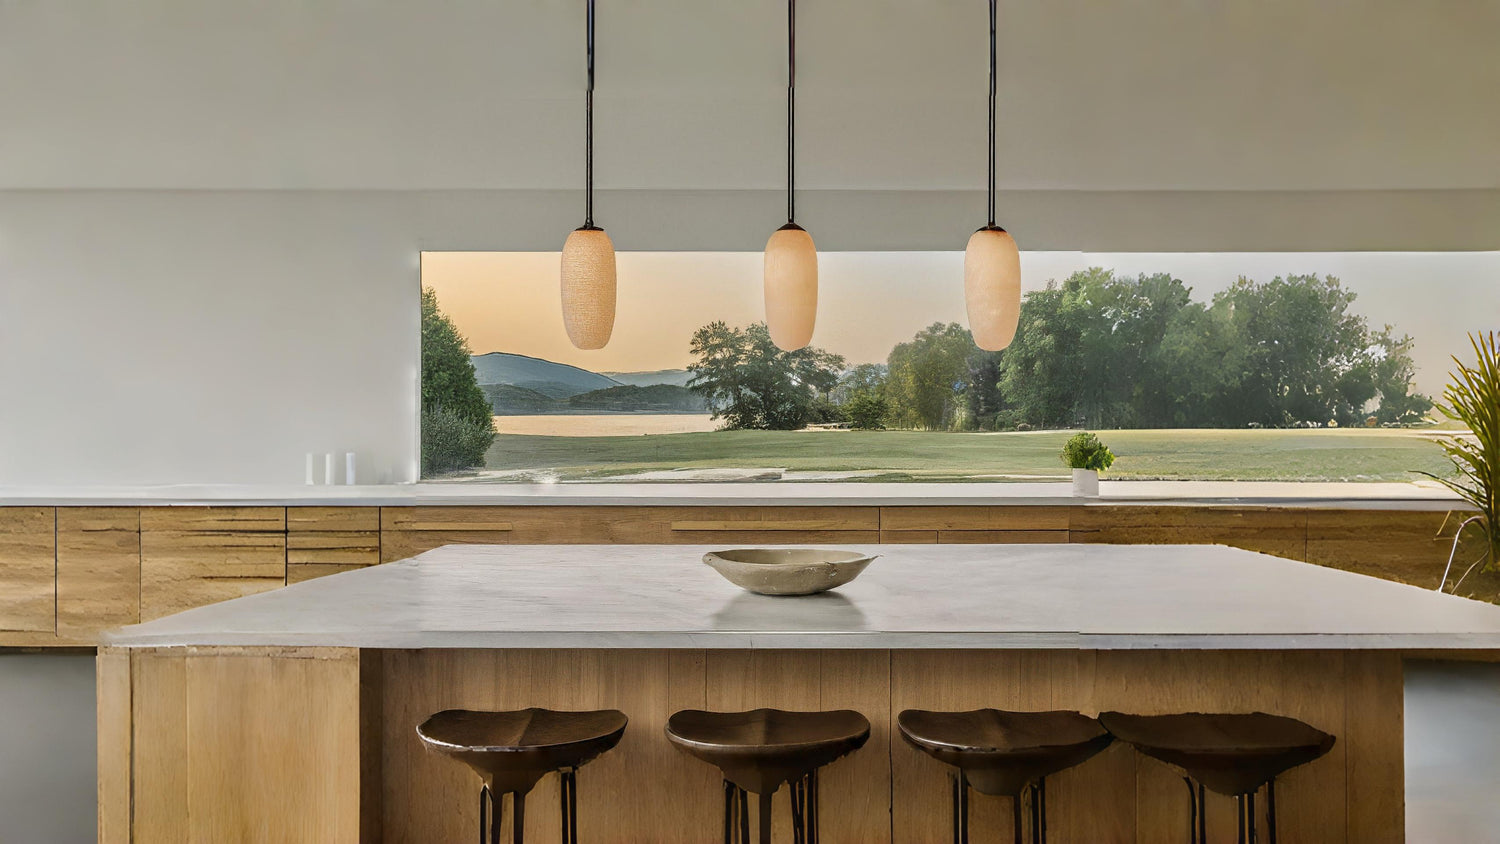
[898,708,1113,796]
[418,708,628,795]
[1098,711,1335,796]
[666,708,870,794]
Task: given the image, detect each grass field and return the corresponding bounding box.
[480,427,1460,483]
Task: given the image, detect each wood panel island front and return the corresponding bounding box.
[98,542,1500,843]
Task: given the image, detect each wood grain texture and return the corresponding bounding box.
[288,563,369,583]
[882,506,1071,532]
[1070,505,1309,560]
[287,531,381,565]
[1345,650,1404,843]
[1307,509,1452,588]
[118,646,1405,844]
[140,507,287,620]
[185,650,363,842]
[97,648,133,844]
[0,507,56,632]
[58,507,140,638]
[132,650,188,843]
[288,507,380,533]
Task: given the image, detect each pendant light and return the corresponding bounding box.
[965,0,1021,352]
[560,0,616,350]
[764,0,817,351]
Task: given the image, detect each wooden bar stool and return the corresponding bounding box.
[897,708,1114,844]
[417,708,628,844]
[1098,711,1336,844]
[665,708,870,844]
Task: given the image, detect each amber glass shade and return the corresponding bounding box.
[763,224,818,351]
[964,227,1021,352]
[560,227,617,350]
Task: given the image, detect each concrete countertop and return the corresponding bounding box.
[0,481,1467,509]
[109,543,1500,650]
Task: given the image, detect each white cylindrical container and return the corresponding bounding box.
[325,453,337,485]
[305,453,315,485]
[345,452,356,485]
[1072,468,1100,497]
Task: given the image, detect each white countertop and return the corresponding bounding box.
[109,543,1500,650]
[0,481,1466,509]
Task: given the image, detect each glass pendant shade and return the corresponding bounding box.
[763,223,818,351]
[560,227,617,350]
[965,226,1021,351]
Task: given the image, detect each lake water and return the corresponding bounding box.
[494,414,719,437]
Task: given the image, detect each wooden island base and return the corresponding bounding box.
[100,646,1404,843]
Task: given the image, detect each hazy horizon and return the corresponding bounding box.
[422,251,1499,398]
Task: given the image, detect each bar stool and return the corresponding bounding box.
[417,708,628,844]
[1098,711,1335,844]
[665,708,870,844]
[897,708,1114,844]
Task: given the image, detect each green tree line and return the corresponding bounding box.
[689,270,1431,432]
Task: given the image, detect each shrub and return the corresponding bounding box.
[1061,432,1115,472]
[845,391,890,430]
[421,406,496,476]
[993,410,1024,432]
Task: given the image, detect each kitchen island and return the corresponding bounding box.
[100,543,1500,843]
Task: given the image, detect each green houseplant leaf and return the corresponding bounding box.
[1418,331,1500,570]
[1061,432,1116,472]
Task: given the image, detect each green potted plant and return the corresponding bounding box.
[1062,432,1115,496]
[1424,331,1500,587]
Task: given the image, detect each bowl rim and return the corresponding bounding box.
[702,548,879,567]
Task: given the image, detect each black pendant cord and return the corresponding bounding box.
[786,0,796,225]
[584,0,596,229]
[987,0,997,228]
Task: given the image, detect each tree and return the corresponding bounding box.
[886,322,975,430]
[833,364,891,430]
[1369,328,1433,424]
[422,288,492,425]
[1209,275,1377,427]
[686,322,845,430]
[420,288,495,473]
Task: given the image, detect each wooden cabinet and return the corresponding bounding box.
[288,508,380,583]
[57,508,141,638]
[0,507,56,633]
[0,502,1480,646]
[139,508,287,621]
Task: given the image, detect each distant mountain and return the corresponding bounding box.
[484,382,707,415]
[601,368,693,388]
[470,352,619,398]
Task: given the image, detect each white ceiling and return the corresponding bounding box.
[2,0,1497,192]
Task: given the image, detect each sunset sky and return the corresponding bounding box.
[422,251,1499,396]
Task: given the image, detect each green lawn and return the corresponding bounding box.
[483,427,1460,483]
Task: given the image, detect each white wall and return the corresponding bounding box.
[0,192,419,485]
[4,187,1499,486]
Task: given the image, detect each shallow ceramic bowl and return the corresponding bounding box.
[702,548,878,596]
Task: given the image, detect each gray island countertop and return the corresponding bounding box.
[110,543,1500,650]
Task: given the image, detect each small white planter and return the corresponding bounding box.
[1072,468,1100,497]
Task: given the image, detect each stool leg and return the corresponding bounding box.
[1199,783,1207,844]
[1266,778,1277,844]
[480,785,491,844]
[739,787,750,844]
[950,774,961,844]
[1183,778,1199,844]
[512,791,526,844]
[1029,782,1041,844]
[558,769,577,844]
[1236,794,1246,844]
[724,780,736,844]
[1010,788,1021,844]
[1038,777,1048,844]
[790,776,804,844]
[1248,791,1257,844]
[810,769,820,844]
[757,790,773,844]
